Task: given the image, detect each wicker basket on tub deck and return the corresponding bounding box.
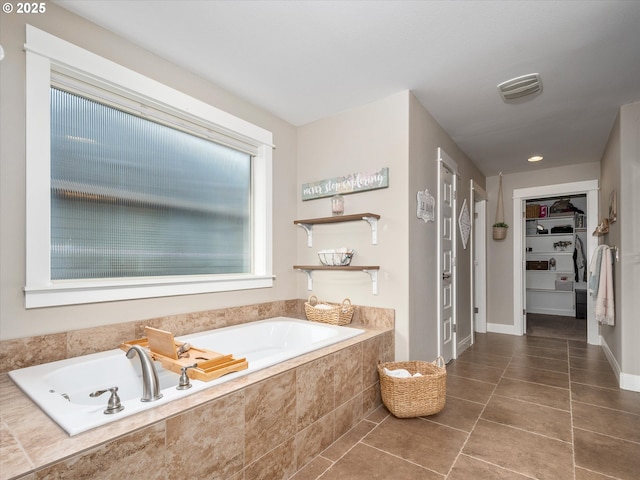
[377,358,446,418]
[304,295,354,326]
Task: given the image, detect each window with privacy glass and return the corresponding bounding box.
[25,26,272,308]
[50,88,252,280]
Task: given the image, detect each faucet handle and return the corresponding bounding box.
[90,386,124,414]
[177,364,198,390]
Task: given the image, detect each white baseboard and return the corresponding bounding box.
[457,334,472,356]
[487,322,522,336]
[600,336,621,377]
[620,372,640,392]
[600,335,640,392]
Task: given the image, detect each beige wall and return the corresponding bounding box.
[600,101,640,380]
[296,91,411,358]
[297,91,485,361]
[486,163,600,328]
[618,102,640,378]
[408,94,485,360]
[0,4,298,340]
[599,114,622,367]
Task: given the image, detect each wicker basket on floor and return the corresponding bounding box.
[377,358,446,418]
[304,295,354,326]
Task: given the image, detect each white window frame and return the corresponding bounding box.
[24,25,273,308]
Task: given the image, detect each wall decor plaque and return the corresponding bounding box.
[458,198,471,249]
[416,188,435,223]
[302,167,389,201]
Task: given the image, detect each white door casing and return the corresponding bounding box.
[471,180,487,336]
[520,200,528,334]
[438,148,458,362]
[512,180,599,344]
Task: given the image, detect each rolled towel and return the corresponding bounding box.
[384,367,410,378]
[384,367,423,378]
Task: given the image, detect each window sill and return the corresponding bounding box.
[24,275,275,308]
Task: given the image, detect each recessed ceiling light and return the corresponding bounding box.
[528,155,543,162]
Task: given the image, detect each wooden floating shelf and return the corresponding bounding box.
[293,265,380,295]
[294,213,380,225]
[293,265,380,271]
[294,213,380,246]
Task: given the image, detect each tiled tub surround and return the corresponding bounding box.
[9,318,366,436]
[0,300,394,479]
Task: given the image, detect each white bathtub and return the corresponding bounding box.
[8,317,364,436]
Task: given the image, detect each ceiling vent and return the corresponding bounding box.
[497,73,542,102]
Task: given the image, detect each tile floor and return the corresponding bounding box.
[292,333,640,480]
[526,313,587,342]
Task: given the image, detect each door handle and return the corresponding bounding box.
[442,273,451,280]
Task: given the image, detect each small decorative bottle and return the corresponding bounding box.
[331,194,344,216]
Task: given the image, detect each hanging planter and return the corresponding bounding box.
[493,223,508,240]
[493,173,509,241]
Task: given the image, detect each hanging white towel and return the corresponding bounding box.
[588,245,607,298]
[594,247,615,326]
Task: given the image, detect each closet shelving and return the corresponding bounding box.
[525,200,587,316]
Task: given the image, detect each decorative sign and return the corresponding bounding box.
[302,167,389,201]
[458,199,471,249]
[416,188,435,223]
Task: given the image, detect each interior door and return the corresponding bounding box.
[438,149,457,362]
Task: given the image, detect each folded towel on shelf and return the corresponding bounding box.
[383,367,423,378]
[594,247,615,326]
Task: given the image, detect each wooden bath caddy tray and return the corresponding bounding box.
[120,326,248,382]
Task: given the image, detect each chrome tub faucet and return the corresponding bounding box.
[125,345,163,402]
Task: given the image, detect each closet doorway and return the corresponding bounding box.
[524,194,587,341]
[512,180,599,345]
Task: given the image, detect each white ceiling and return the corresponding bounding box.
[55,0,640,176]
